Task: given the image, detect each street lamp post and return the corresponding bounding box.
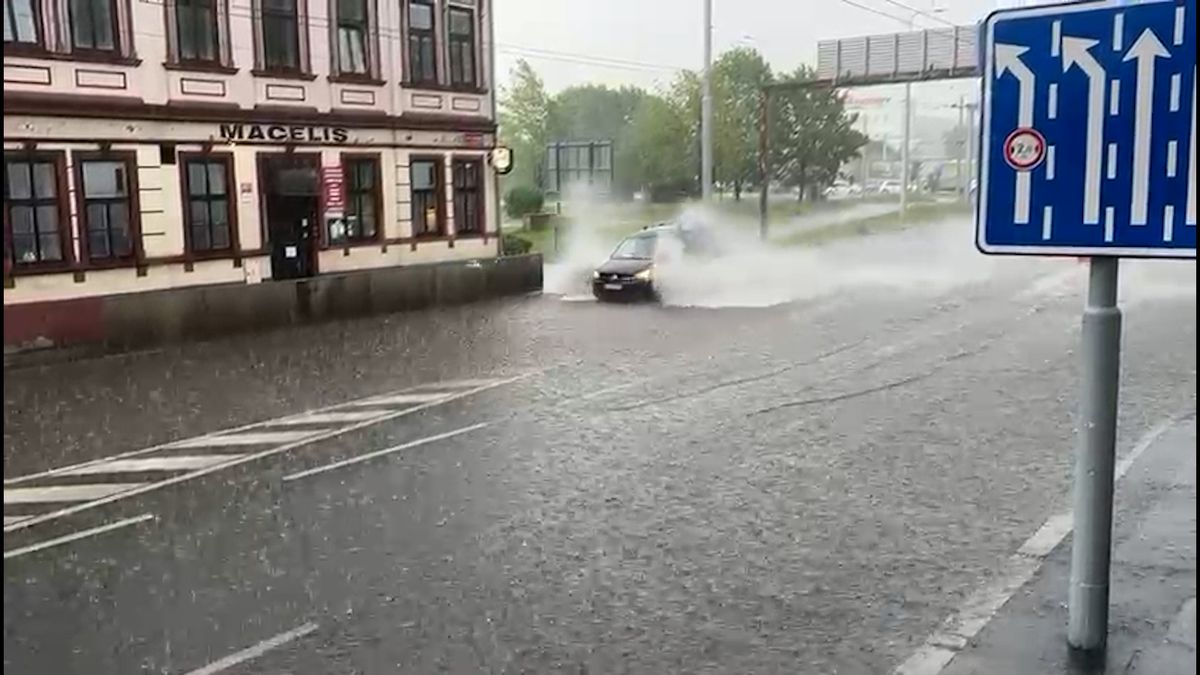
[701,0,714,201]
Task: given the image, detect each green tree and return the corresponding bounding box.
[618,94,694,201]
[498,60,551,190]
[771,66,868,201]
[711,48,773,200]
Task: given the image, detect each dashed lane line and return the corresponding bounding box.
[2,374,531,534]
[282,423,489,482]
[182,621,319,675]
[3,513,155,560]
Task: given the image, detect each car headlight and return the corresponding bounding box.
[592,270,601,279]
[634,268,653,281]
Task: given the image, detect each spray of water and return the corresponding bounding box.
[540,189,1194,309]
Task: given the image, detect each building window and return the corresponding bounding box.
[331,156,379,244]
[452,158,482,234]
[4,0,41,47]
[182,155,234,254]
[77,156,138,262]
[410,158,442,237]
[447,4,476,88]
[176,0,218,62]
[406,0,436,85]
[69,0,119,52]
[4,154,68,267]
[261,0,301,71]
[335,0,369,75]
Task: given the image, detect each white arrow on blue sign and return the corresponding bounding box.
[978,0,1196,258]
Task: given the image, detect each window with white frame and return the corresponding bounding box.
[332,0,379,78]
[447,0,476,88]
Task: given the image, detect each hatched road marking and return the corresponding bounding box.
[343,393,450,406]
[262,411,387,425]
[5,483,148,504]
[3,374,529,535]
[59,455,240,475]
[166,430,324,448]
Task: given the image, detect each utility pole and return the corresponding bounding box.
[957,95,965,199]
[701,0,714,201]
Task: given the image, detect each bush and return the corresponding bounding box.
[647,179,697,203]
[501,232,533,256]
[505,186,545,220]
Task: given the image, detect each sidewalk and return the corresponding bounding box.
[940,418,1196,674]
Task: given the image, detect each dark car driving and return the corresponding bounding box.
[592,222,715,302]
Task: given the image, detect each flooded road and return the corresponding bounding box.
[4,228,1195,673]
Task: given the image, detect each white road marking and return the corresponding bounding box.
[342,392,451,407]
[1048,83,1058,119]
[5,374,527,488]
[1168,140,1179,177]
[1164,205,1176,243]
[893,418,1181,675]
[4,513,154,560]
[1170,74,1182,112]
[1109,79,1120,116]
[59,455,240,476]
[1175,5,1186,46]
[4,483,146,504]
[1112,13,1123,52]
[166,430,322,448]
[263,411,385,425]
[1107,143,1119,179]
[425,378,507,389]
[1042,206,1054,240]
[183,622,318,675]
[1106,207,1116,241]
[1046,145,1056,180]
[1051,20,1061,57]
[283,423,488,482]
[4,516,29,526]
[3,375,529,533]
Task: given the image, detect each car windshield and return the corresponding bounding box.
[611,234,657,259]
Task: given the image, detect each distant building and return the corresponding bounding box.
[4,0,507,348]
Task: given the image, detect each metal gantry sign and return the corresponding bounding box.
[979,0,1196,258]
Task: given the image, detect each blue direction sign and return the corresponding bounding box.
[978,0,1196,258]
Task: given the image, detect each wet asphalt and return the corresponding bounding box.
[3,238,1196,674]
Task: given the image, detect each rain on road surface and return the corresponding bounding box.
[4,223,1196,674]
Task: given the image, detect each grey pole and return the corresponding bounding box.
[1068,256,1123,656]
[701,0,714,201]
[966,101,976,201]
[900,81,912,217]
[957,96,966,200]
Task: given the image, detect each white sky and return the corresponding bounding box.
[493,0,1038,131]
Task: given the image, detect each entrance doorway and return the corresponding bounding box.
[259,154,320,280]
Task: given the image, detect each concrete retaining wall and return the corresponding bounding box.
[4,255,542,354]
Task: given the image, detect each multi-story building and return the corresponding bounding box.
[4,0,516,349]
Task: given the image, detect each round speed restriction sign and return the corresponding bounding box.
[1003,128,1047,171]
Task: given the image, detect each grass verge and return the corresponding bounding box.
[779,201,973,247]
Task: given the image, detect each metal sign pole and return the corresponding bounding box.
[1068,255,1122,655]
